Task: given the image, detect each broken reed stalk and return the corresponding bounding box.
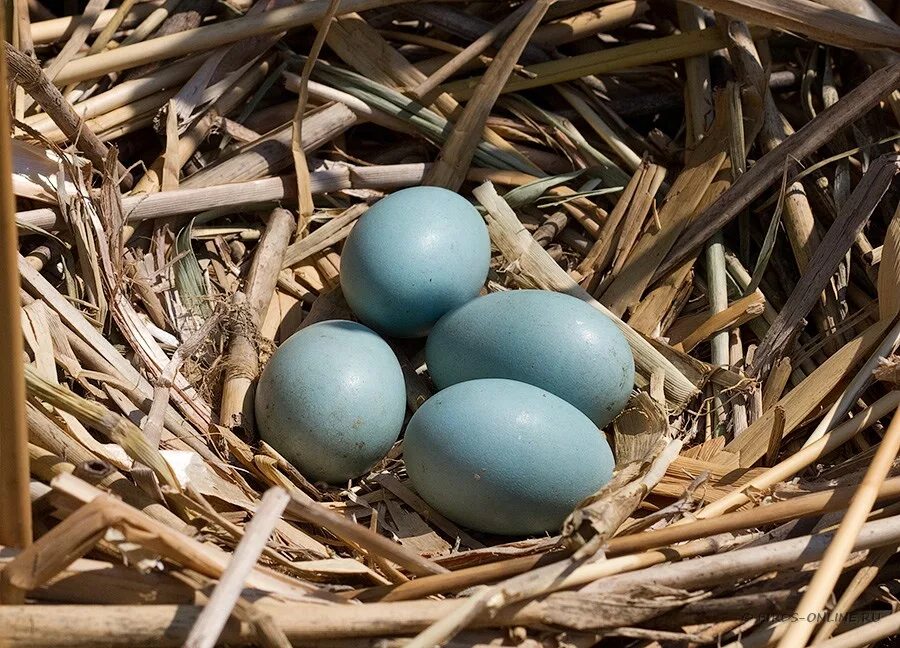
[3,42,130,185]
[220,207,295,430]
[752,155,899,375]
[682,0,900,50]
[184,487,290,648]
[0,27,32,549]
[412,2,530,99]
[811,545,895,644]
[775,404,900,648]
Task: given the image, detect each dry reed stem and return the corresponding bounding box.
[51,0,409,85]
[220,208,295,430]
[291,0,341,230]
[812,610,900,648]
[52,472,326,600]
[39,0,110,84]
[753,155,899,374]
[0,30,32,550]
[363,474,900,603]
[673,290,766,353]
[443,27,741,98]
[811,545,895,644]
[0,495,113,603]
[4,42,130,184]
[775,405,900,648]
[600,102,729,316]
[411,3,530,99]
[184,487,290,648]
[6,516,900,645]
[425,0,550,190]
[28,2,160,44]
[722,318,893,467]
[699,390,900,518]
[684,0,900,50]
[285,492,449,577]
[658,62,900,279]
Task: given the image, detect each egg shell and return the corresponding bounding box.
[426,290,634,428]
[339,186,490,338]
[403,378,614,535]
[255,320,406,484]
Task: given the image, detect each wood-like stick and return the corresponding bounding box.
[184,488,290,648]
[0,29,32,550]
[220,208,295,430]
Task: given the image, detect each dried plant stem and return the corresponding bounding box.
[803,315,900,447]
[0,495,112,603]
[0,30,32,550]
[775,405,900,648]
[220,208,294,430]
[426,0,550,190]
[532,0,648,46]
[658,63,900,279]
[811,545,894,644]
[673,291,765,353]
[281,203,366,269]
[411,2,530,99]
[4,42,130,184]
[52,472,324,600]
[7,516,900,645]
[285,492,449,577]
[24,56,201,134]
[363,474,900,603]
[753,155,899,374]
[292,0,341,229]
[813,610,900,648]
[39,0,110,84]
[120,0,183,47]
[51,0,407,85]
[698,390,900,518]
[444,27,740,99]
[29,2,160,45]
[683,0,900,50]
[184,487,290,648]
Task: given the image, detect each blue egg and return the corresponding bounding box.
[340,186,490,338]
[404,379,614,535]
[426,290,634,428]
[255,320,406,484]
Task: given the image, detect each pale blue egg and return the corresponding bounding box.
[403,379,614,535]
[426,290,634,428]
[340,186,490,338]
[255,320,406,484]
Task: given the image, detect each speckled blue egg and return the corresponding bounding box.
[404,379,614,535]
[426,290,634,429]
[255,320,406,484]
[339,186,490,338]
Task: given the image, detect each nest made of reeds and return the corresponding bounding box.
[2,1,900,647]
